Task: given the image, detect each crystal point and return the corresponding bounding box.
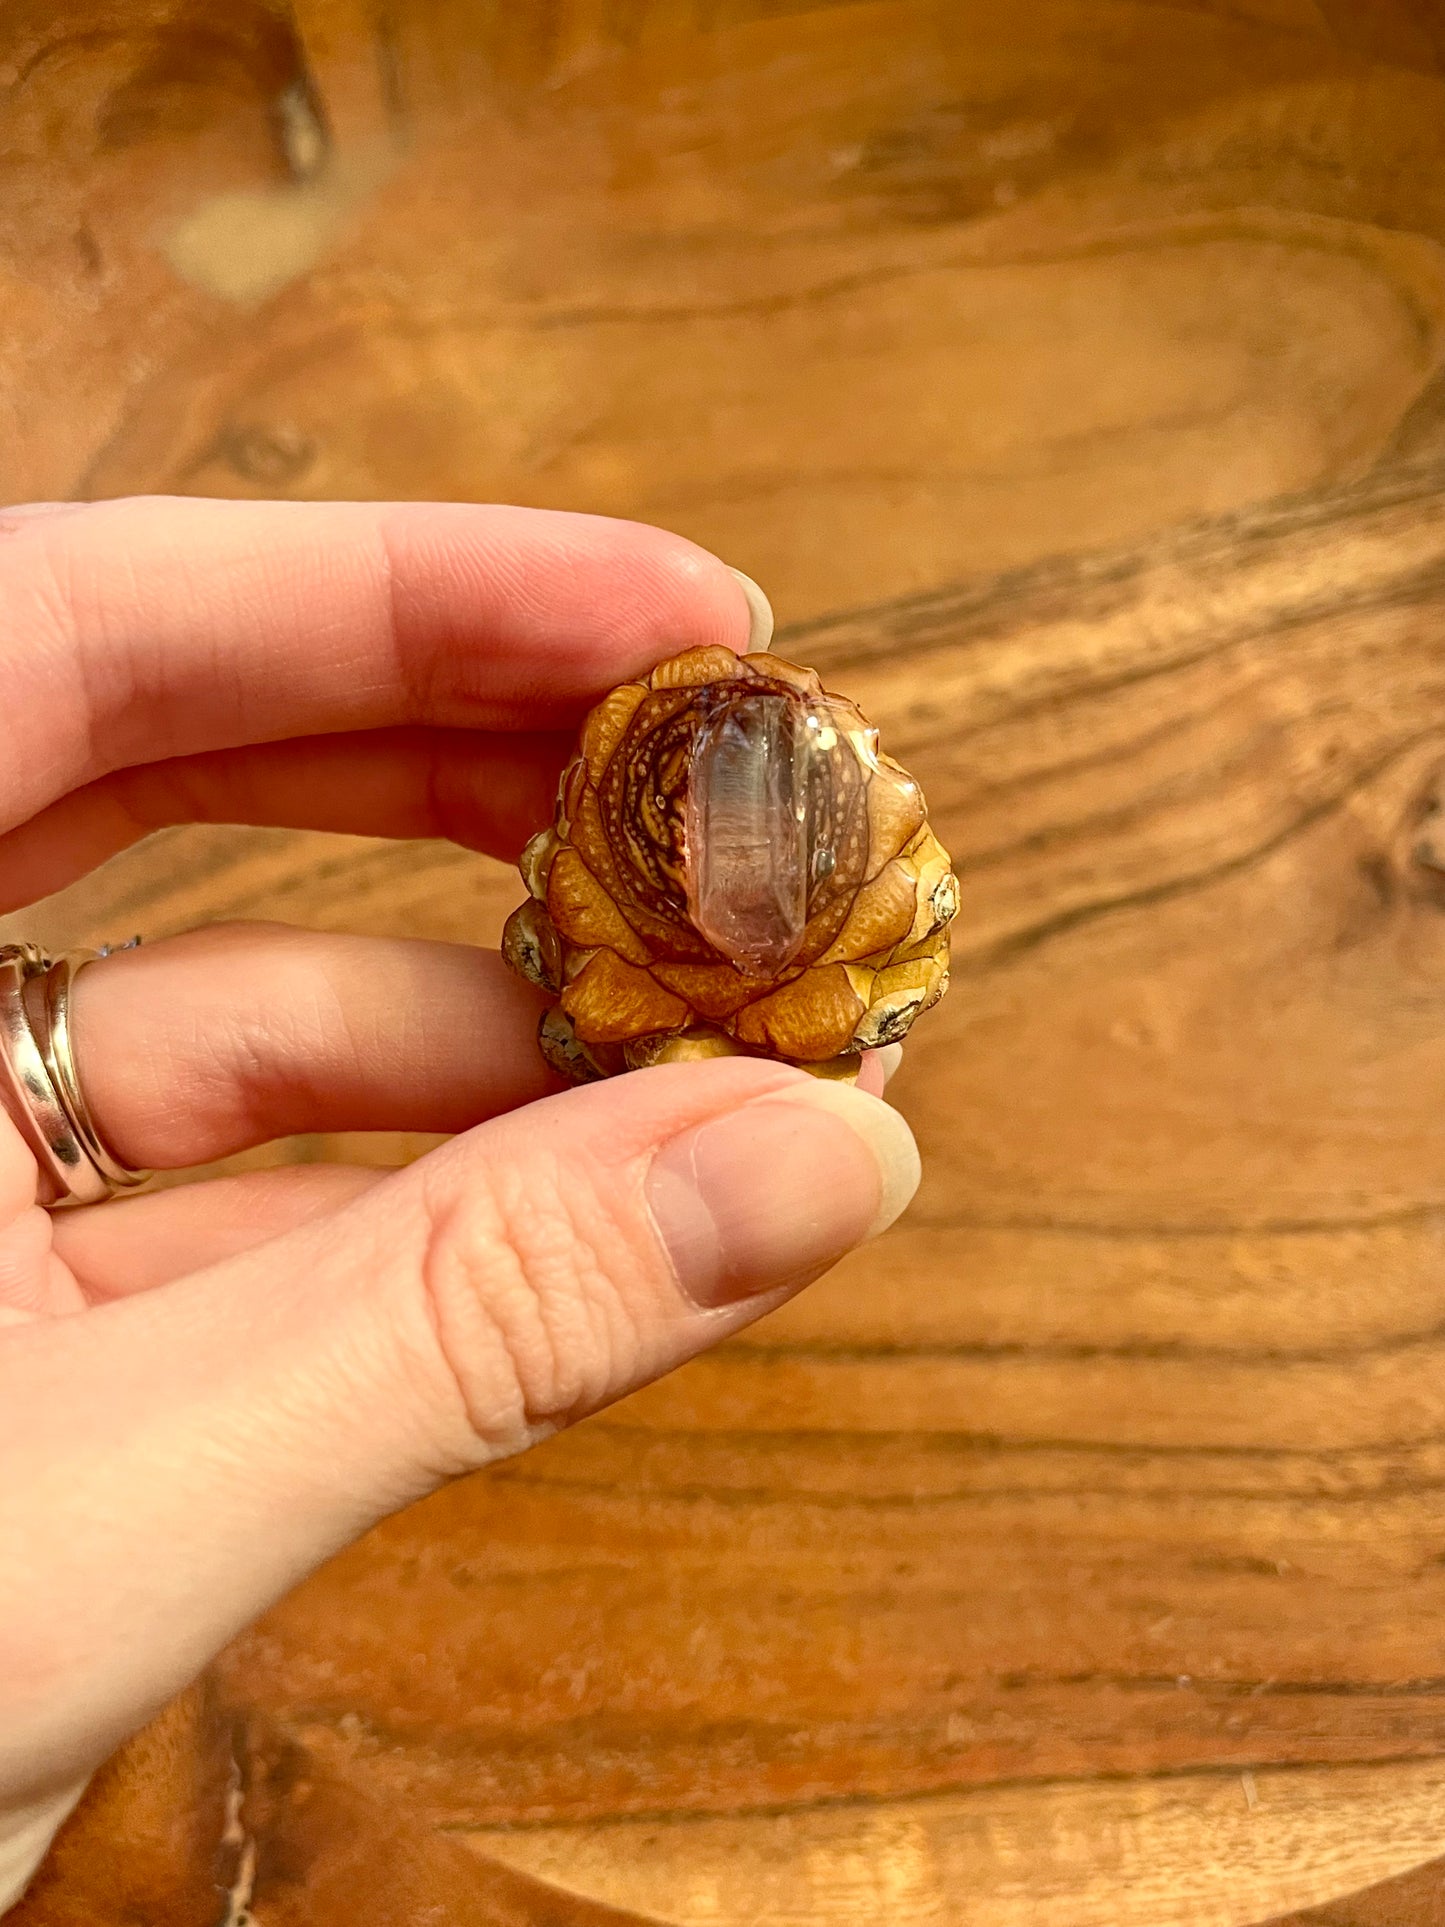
[684,694,808,976]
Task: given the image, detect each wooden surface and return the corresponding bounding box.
[10,2,1445,1921]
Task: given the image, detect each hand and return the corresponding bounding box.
[0,499,919,1909]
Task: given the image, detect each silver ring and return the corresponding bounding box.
[0,943,151,1208]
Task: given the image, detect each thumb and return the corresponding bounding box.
[0,1060,917,1810]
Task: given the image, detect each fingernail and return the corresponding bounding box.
[647,1083,920,1309]
[877,1043,904,1086]
[728,567,775,654]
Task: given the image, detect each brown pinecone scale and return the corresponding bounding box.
[502,645,957,1083]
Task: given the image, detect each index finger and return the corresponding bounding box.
[0,498,753,830]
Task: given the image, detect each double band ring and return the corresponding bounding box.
[0,943,151,1208]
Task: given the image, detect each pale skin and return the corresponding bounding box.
[0,498,920,1909]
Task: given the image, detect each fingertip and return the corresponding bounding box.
[765,1079,921,1240]
[575,516,757,660]
[856,1047,903,1097]
[376,504,758,714]
[877,1043,905,1086]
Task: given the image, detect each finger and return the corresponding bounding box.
[66,923,564,1171]
[56,1063,901,1302]
[873,1043,904,1088]
[55,1065,897,1299]
[0,497,754,833]
[0,1059,919,1801]
[63,924,894,1175]
[56,1067,896,1304]
[0,727,568,910]
[53,1166,386,1301]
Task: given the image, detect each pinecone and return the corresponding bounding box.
[502,645,956,1083]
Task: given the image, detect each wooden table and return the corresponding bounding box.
[8,5,1445,1921]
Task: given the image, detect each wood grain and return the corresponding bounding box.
[468,1760,1445,1927]
[9,2,1445,1921]
[1265,1826,1445,1923]
[3,1687,234,1927]
[195,461,1445,1830]
[7,1693,669,1927]
[12,0,1445,617]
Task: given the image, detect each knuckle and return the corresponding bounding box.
[415,1148,650,1459]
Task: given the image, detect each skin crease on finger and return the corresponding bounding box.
[0,501,924,1912]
